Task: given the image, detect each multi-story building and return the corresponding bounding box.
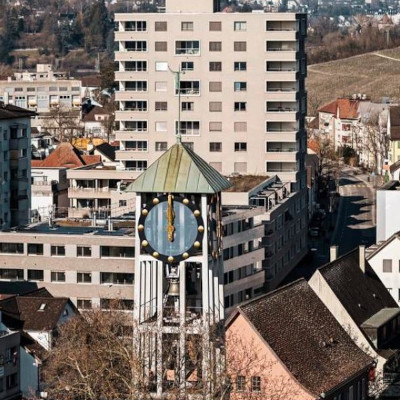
[0,65,82,136]
[114,0,307,187]
[0,103,35,229]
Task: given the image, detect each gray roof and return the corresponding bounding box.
[361,308,400,329]
[127,143,232,194]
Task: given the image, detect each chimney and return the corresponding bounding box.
[330,246,338,262]
[359,245,366,273]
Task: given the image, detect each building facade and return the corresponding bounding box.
[114,0,307,187]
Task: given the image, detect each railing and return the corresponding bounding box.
[267,28,296,31]
[123,107,147,112]
[267,47,296,52]
[267,107,298,112]
[267,148,297,152]
[176,89,200,95]
[267,167,297,172]
[267,87,297,92]
[267,67,297,72]
[124,68,147,72]
[175,48,200,55]
[266,128,297,132]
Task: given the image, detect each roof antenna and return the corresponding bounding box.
[168,65,184,144]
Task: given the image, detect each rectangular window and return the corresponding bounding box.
[209,41,222,51]
[181,61,194,71]
[234,102,247,111]
[155,61,168,71]
[155,81,167,92]
[210,142,222,152]
[125,160,147,171]
[155,21,167,31]
[182,102,194,111]
[209,122,222,132]
[125,41,147,52]
[77,299,92,309]
[236,376,246,391]
[234,41,247,51]
[77,246,91,257]
[100,246,135,258]
[27,243,43,255]
[125,81,147,92]
[125,140,148,151]
[155,41,167,52]
[155,101,168,111]
[155,142,168,151]
[0,243,23,254]
[176,81,200,96]
[155,121,167,132]
[77,272,92,283]
[209,82,222,92]
[234,62,246,71]
[100,299,134,310]
[51,271,65,282]
[124,121,147,132]
[125,21,147,31]
[125,100,147,111]
[234,21,247,31]
[235,142,247,152]
[209,102,222,112]
[234,122,247,132]
[209,21,222,31]
[209,62,222,71]
[28,269,44,281]
[100,272,134,285]
[175,121,200,136]
[0,269,23,280]
[234,82,247,92]
[175,40,200,55]
[51,245,65,256]
[251,376,261,392]
[383,259,393,273]
[181,21,193,31]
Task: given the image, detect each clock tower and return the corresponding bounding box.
[128,142,232,398]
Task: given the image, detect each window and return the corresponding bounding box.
[234,21,246,31]
[210,142,222,152]
[235,142,247,152]
[251,376,261,392]
[125,161,147,171]
[51,271,65,282]
[209,82,222,92]
[175,41,200,55]
[181,21,193,31]
[234,102,247,111]
[125,141,148,151]
[28,269,43,281]
[209,41,222,51]
[184,142,194,150]
[155,61,168,71]
[77,272,92,283]
[125,41,147,52]
[125,100,147,111]
[77,246,91,257]
[234,122,247,132]
[155,142,168,151]
[182,102,194,111]
[209,122,222,132]
[209,62,222,71]
[77,299,92,309]
[234,82,247,92]
[155,101,168,111]
[155,21,167,31]
[6,373,17,390]
[176,81,200,95]
[51,245,65,256]
[234,41,247,51]
[0,269,23,280]
[100,299,134,310]
[155,121,167,132]
[101,246,135,258]
[101,272,134,285]
[209,21,222,31]
[155,81,167,92]
[0,243,23,254]
[234,62,246,71]
[383,259,393,273]
[181,61,194,71]
[155,41,167,51]
[119,200,127,207]
[124,121,147,132]
[236,376,246,391]
[209,102,222,112]
[125,81,147,92]
[125,21,147,31]
[176,121,200,136]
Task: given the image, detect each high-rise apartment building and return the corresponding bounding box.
[114,0,307,190]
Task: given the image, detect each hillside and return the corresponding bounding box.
[307,47,400,115]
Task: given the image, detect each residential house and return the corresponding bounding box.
[90,142,116,166]
[309,246,400,396]
[387,106,400,172]
[226,279,373,400]
[82,106,112,139]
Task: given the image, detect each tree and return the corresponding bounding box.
[45,106,83,142]
[83,0,110,51]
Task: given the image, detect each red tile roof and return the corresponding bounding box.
[32,142,101,168]
[307,139,321,154]
[318,98,360,120]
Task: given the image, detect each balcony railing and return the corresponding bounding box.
[267,107,298,112]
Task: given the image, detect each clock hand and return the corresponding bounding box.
[167,194,175,242]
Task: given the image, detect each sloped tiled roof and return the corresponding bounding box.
[0,102,36,120]
[319,250,398,327]
[82,105,109,122]
[127,143,232,194]
[235,279,372,397]
[94,142,115,161]
[318,98,360,120]
[33,142,101,168]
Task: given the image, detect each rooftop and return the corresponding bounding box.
[0,102,36,120]
[223,175,268,192]
[361,308,400,329]
[318,98,360,120]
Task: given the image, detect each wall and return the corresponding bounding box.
[20,347,39,398]
[376,188,400,243]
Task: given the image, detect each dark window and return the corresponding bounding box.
[6,373,17,390]
[155,21,167,31]
[101,246,135,258]
[235,142,247,152]
[209,41,222,51]
[210,142,222,152]
[28,269,44,281]
[181,21,193,31]
[77,246,91,257]
[234,62,246,71]
[100,272,134,285]
[155,142,168,151]
[51,245,65,256]
[251,376,261,392]
[0,269,23,280]
[234,82,247,92]
[155,101,168,111]
[0,243,23,254]
[100,298,134,310]
[181,62,194,71]
[155,41,167,51]
[209,62,222,71]
[234,102,247,111]
[234,41,247,51]
[209,21,222,31]
[182,102,194,111]
[236,376,246,391]
[77,272,92,283]
[51,271,65,282]
[77,299,92,309]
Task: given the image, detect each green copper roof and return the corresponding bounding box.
[126,143,232,194]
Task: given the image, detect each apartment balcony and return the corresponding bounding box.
[224,247,265,273]
[266,31,297,41]
[115,71,147,81]
[266,162,298,173]
[265,71,298,83]
[223,224,264,249]
[266,91,297,102]
[265,111,298,121]
[114,131,147,141]
[115,52,145,62]
[115,91,148,102]
[115,110,148,120]
[265,51,298,62]
[68,187,113,199]
[224,269,265,297]
[115,150,148,160]
[265,152,297,162]
[265,132,298,142]
[115,31,143,41]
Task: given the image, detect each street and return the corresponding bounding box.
[282,167,377,284]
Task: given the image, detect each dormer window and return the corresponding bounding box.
[39,303,46,311]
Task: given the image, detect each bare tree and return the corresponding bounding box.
[44,106,83,142]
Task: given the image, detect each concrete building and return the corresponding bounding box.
[0,103,35,229]
[114,0,307,185]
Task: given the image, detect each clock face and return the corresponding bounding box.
[138,195,204,263]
